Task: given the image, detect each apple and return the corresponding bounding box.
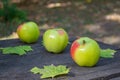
[17,22,40,43]
[70,37,100,67]
[43,28,68,53]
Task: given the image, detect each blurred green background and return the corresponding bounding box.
[0,0,120,47]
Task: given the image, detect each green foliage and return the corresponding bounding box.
[0,45,33,56]
[0,0,27,22]
[30,64,70,79]
[100,49,116,58]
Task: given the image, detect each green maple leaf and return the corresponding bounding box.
[0,45,33,56]
[30,64,70,79]
[100,49,116,58]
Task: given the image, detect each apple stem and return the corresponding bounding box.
[83,40,86,45]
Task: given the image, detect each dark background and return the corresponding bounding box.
[0,0,120,47]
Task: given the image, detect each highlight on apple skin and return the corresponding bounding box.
[70,37,100,67]
[17,21,40,43]
[43,28,69,53]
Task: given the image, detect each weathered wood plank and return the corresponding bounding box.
[0,38,120,80]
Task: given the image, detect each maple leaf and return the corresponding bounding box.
[100,49,116,58]
[0,45,32,55]
[30,64,70,79]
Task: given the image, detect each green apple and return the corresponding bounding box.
[70,37,100,67]
[17,22,40,43]
[43,28,68,53]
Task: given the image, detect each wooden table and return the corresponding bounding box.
[0,38,120,80]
